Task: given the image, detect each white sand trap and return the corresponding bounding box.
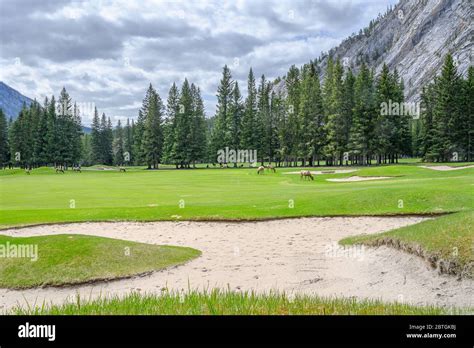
[327,176,393,182]
[284,169,358,175]
[1,217,473,311]
[419,165,474,171]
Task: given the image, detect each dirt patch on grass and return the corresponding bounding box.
[1,217,473,311]
[283,169,358,175]
[419,165,474,171]
[326,176,393,182]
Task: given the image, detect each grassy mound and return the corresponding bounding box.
[340,211,474,278]
[9,289,470,315]
[0,234,200,288]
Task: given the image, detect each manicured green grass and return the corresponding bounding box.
[340,211,474,278]
[0,234,200,289]
[0,164,472,228]
[10,289,470,315]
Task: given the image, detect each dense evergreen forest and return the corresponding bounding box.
[0,54,472,169]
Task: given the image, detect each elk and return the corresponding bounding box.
[300,170,314,180]
[266,164,276,173]
[55,166,65,174]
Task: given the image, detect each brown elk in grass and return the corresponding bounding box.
[257,166,265,174]
[300,170,314,180]
[266,164,276,173]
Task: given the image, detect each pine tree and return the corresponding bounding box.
[45,96,60,166]
[431,54,461,162]
[134,84,155,165]
[113,120,125,165]
[228,81,243,166]
[210,65,233,162]
[163,83,179,166]
[324,59,345,165]
[0,108,9,167]
[394,70,410,161]
[348,63,376,165]
[91,107,102,163]
[241,68,258,156]
[123,118,134,164]
[420,84,436,161]
[173,79,193,168]
[341,68,355,164]
[33,98,49,165]
[375,63,395,163]
[71,102,83,166]
[141,87,164,169]
[98,113,113,165]
[299,63,325,166]
[81,133,92,166]
[105,117,113,165]
[465,66,474,161]
[284,65,300,165]
[56,87,73,167]
[256,74,269,164]
[189,85,207,167]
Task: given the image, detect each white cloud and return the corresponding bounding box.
[0,0,399,125]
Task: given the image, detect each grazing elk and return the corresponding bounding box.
[257,166,265,174]
[73,165,81,173]
[55,166,65,174]
[266,164,276,173]
[300,170,314,180]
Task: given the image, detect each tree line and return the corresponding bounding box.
[0,88,82,168]
[0,53,471,169]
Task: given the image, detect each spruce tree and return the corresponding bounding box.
[431,54,461,162]
[229,81,243,166]
[0,108,9,167]
[241,68,258,156]
[113,120,125,165]
[256,74,269,164]
[141,88,164,169]
[189,85,207,167]
[348,63,376,165]
[163,83,179,166]
[324,59,345,165]
[211,65,233,162]
[173,79,193,168]
[91,107,102,163]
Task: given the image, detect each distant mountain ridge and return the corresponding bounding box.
[0,81,34,120]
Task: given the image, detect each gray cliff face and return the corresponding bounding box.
[273,0,472,101]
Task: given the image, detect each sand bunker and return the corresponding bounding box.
[327,176,393,182]
[1,217,473,311]
[284,169,358,175]
[419,165,474,171]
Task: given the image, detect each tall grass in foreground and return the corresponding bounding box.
[10,289,472,315]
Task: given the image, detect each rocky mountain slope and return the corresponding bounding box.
[274,0,472,102]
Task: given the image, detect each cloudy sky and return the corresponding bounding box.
[0,0,398,126]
